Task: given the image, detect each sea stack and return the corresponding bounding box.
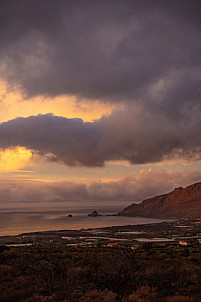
[88,210,100,217]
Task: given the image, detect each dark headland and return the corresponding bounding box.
[119,182,201,219]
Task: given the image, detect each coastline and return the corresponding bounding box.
[0,218,182,246]
[0,210,176,237]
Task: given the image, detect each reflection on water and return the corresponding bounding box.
[0,205,176,236]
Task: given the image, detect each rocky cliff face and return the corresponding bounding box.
[119,182,201,219]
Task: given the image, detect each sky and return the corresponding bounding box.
[0,0,201,206]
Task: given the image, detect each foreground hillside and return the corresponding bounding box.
[119,182,201,219]
[1,244,201,301]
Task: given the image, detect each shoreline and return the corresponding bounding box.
[0,209,177,237]
[1,217,201,249]
[0,218,179,240]
[0,216,177,238]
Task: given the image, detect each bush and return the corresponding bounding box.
[79,289,116,302]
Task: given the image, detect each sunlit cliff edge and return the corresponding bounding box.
[119,182,201,219]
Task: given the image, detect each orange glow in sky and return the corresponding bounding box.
[0,147,33,173]
[0,81,114,123]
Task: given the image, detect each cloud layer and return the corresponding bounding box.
[1,169,201,203]
[0,0,200,110]
[1,108,201,166]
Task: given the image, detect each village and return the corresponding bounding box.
[1,217,201,249]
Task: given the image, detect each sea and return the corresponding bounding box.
[0,202,176,236]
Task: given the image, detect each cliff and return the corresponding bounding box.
[119,182,201,219]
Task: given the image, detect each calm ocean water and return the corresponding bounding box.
[0,203,176,236]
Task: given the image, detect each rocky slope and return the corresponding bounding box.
[119,182,201,219]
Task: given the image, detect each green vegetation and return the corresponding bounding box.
[0,244,201,301]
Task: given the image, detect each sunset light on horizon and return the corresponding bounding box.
[0,0,201,205]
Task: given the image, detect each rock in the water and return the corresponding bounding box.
[88,210,100,217]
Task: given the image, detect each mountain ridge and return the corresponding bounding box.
[119,182,201,219]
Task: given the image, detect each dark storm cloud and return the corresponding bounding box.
[1,1,201,166]
[0,0,201,111]
[1,110,201,166]
[0,114,102,167]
